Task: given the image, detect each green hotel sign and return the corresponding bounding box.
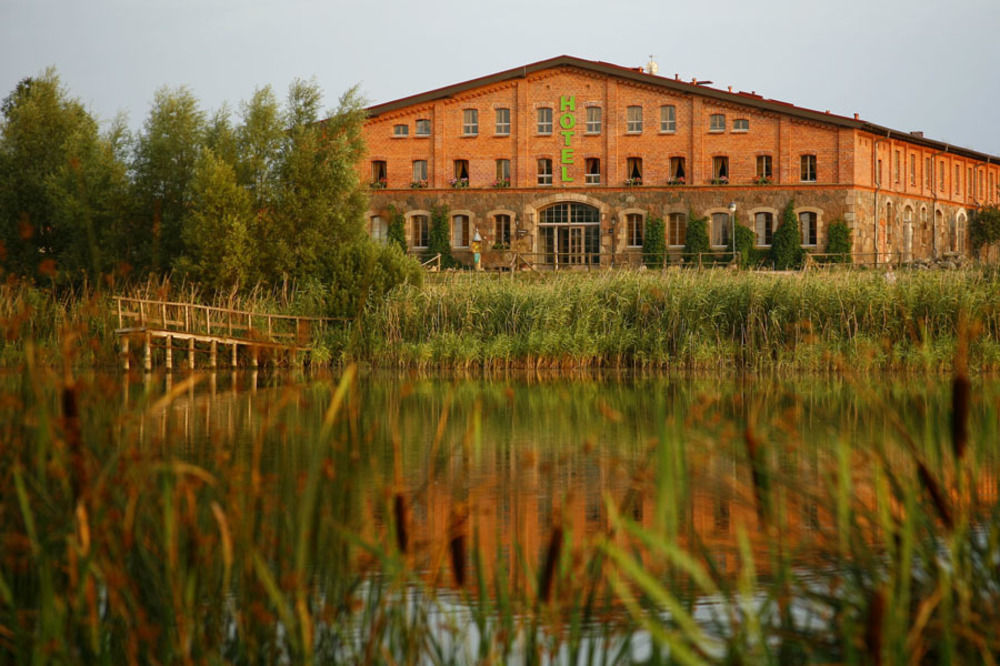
[559,96,575,183]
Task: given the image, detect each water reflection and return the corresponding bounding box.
[126,370,1000,588]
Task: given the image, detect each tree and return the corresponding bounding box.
[131,86,207,273]
[175,148,254,289]
[682,210,710,264]
[642,215,666,267]
[728,215,758,267]
[770,200,803,269]
[825,219,853,264]
[0,69,128,282]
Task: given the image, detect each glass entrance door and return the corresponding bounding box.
[538,202,602,267]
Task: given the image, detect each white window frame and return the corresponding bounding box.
[415,119,431,136]
[393,124,409,137]
[407,211,431,249]
[659,105,676,133]
[452,213,471,248]
[537,158,553,185]
[668,212,687,247]
[709,211,731,247]
[462,109,478,136]
[412,160,428,182]
[752,209,778,247]
[537,107,553,135]
[585,106,602,134]
[709,114,725,132]
[797,209,820,247]
[626,212,644,248]
[368,214,387,244]
[626,106,643,133]
[495,108,510,136]
[801,154,817,182]
[585,158,601,185]
[733,118,749,132]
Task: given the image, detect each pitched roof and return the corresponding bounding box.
[365,55,999,164]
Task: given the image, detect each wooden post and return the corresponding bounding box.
[209,340,217,370]
[165,335,173,370]
[231,342,238,368]
[188,337,195,370]
[120,335,130,371]
[116,298,123,329]
[143,331,152,373]
[251,345,259,368]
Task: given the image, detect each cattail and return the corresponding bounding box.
[62,383,86,501]
[393,493,408,554]
[864,588,885,666]
[917,461,953,530]
[951,373,970,460]
[538,526,563,604]
[448,532,466,588]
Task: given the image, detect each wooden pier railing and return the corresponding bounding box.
[114,296,343,372]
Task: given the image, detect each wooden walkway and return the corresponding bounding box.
[114,296,342,371]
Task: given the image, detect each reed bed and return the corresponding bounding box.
[349,268,1000,372]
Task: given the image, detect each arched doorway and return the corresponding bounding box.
[538,202,602,267]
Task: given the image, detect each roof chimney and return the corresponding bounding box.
[910,131,924,138]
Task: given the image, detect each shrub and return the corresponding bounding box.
[770,200,803,269]
[971,205,1000,252]
[387,204,407,253]
[428,203,457,269]
[642,216,666,267]
[682,210,710,264]
[730,219,760,267]
[826,219,853,263]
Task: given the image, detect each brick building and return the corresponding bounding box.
[361,55,1000,266]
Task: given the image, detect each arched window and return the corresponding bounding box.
[755,212,774,247]
[452,214,470,248]
[411,214,429,248]
[626,213,644,247]
[369,215,387,244]
[799,212,817,246]
[668,213,687,247]
[711,213,731,246]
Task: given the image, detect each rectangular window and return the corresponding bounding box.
[755,212,774,247]
[733,118,749,132]
[537,107,553,134]
[712,156,729,183]
[537,158,552,185]
[801,155,817,182]
[393,124,409,137]
[940,161,945,190]
[709,114,725,132]
[894,150,900,183]
[415,119,431,136]
[585,158,601,185]
[956,165,961,194]
[626,157,643,184]
[412,215,429,248]
[494,214,511,247]
[495,159,510,185]
[627,213,643,247]
[756,155,772,182]
[462,109,478,136]
[910,155,916,186]
[586,106,602,134]
[799,211,818,246]
[668,212,686,247]
[711,212,730,246]
[669,156,686,183]
[495,108,510,135]
[452,214,470,247]
[968,167,973,197]
[370,215,387,243]
[452,159,469,186]
[412,160,428,183]
[626,106,643,133]
[925,157,931,187]
[980,170,985,198]
[660,105,676,132]
[371,160,387,187]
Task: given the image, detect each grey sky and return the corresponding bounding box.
[3,0,999,155]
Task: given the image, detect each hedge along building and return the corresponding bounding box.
[361,55,1000,266]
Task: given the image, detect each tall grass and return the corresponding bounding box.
[347,269,1000,371]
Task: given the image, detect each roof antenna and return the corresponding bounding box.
[645,55,659,76]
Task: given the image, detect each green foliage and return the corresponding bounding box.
[428,203,457,268]
[175,148,254,289]
[0,69,129,283]
[321,241,424,319]
[826,219,853,263]
[386,205,407,253]
[770,200,803,269]
[730,218,760,267]
[642,216,666,267]
[131,86,207,273]
[971,205,1000,251]
[682,210,710,262]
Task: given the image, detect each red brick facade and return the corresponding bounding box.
[360,56,1000,265]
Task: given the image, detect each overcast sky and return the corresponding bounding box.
[3,0,999,155]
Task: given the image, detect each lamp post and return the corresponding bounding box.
[728,201,737,267]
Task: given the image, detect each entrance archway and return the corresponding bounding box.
[538,202,602,267]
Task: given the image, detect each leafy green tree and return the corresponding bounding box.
[386,204,407,253]
[970,206,1000,252]
[682,210,710,264]
[428,203,456,268]
[0,69,129,282]
[642,215,666,267]
[175,148,254,289]
[825,219,853,263]
[132,86,207,273]
[728,216,758,267]
[770,200,803,269]
[235,87,284,210]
